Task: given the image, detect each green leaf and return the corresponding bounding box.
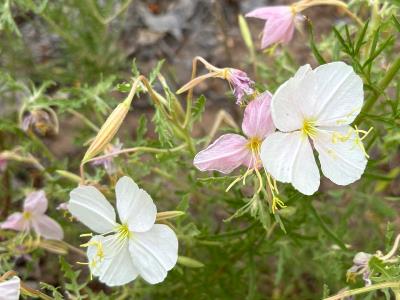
[307,20,326,64]
[355,20,369,55]
[149,59,165,84]
[191,95,206,122]
[393,15,400,32]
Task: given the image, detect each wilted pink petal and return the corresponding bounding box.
[194,134,251,174]
[91,142,122,175]
[23,190,47,214]
[31,215,64,240]
[1,213,28,232]
[227,69,254,104]
[242,92,275,138]
[246,6,297,49]
[0,276,20,300]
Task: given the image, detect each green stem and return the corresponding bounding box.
[324,281,400,300]
[67,109,100,132]
[86,144,187,164]
[307,202,347,251]
[355,57,400,125]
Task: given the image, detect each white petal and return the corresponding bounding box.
[68,186,116,234]
[313,62,363,126]
[271,64,316,132]
[260,131,320,195]
[0,276,20,300]
[87,235,138,287]
[129,224,178,284]
[115,176,156,232]
[313,126,367,185]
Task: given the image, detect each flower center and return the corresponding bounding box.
[23,211,32,220]
[247,137,262,153]
[116,223,131,241]
[301,119,317,138]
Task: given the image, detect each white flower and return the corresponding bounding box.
[0,276,20,300]
[260,62,367,195]
[68,176,178,286]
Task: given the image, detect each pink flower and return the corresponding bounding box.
[1,190,63,240]
[91,143,122,175]
[0,276,20,300]
[226,69,254,104]
[246,6,299,49]
[194,92,275,173]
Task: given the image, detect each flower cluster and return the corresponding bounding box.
[193,62,369,201]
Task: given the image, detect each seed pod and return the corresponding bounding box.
[156,211,185,222]
[177,256,204,268]
[81,78,140,164]
[82,100,130,164]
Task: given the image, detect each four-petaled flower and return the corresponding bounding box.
[0,276,20,300]
[260,62,368,195]
[194,92,275,174]
[1,190,64,240]
[246,6,300,49]
[68,176,178,286]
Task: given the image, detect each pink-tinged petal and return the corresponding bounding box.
[280,20,295,43]
[1,213,29,232]
[23,190,47,214]
[245,6,291,20]
[56,202,68,211]
[0,276,20,300]
[242,91,275,139]
[31,215,64,240]
[261,15,295,49]
[194,134,251,174]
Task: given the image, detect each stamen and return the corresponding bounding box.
[80,233,93,237]
[265,171,286,214]
[354,126,373,158]
[301,119,317,138]
[254,167,263,194]
[116,224,132,240]
[271,196,287,214]
[246,137,262,153]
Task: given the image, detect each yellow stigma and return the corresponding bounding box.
[301,119,317,138]
[23,211,32,220]
[116,224,132,241]
[247,137,262,153]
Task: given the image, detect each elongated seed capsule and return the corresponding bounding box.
[156,211,185,221]
[81,79,139,164]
